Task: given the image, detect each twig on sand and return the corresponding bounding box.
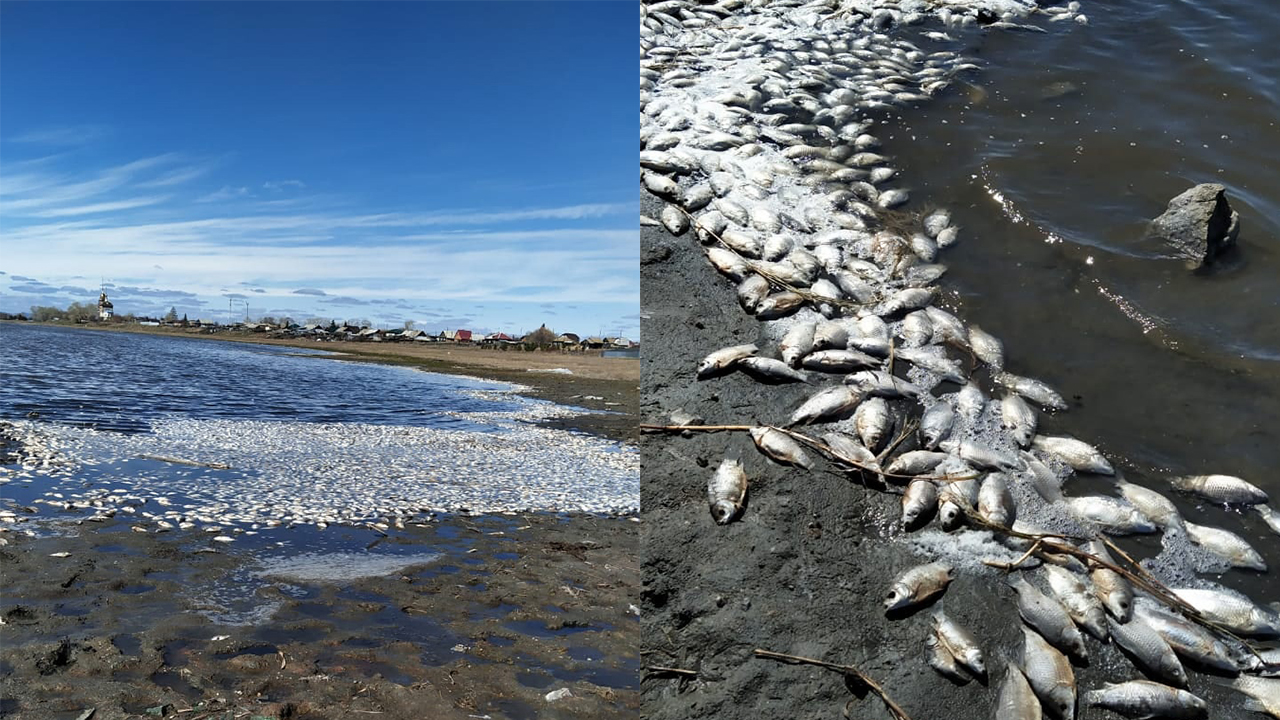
[753,649,911,720]
[645,665,699,678]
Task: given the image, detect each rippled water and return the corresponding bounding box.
[0,323,523,432]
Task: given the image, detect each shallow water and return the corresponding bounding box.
[0,323,521,432]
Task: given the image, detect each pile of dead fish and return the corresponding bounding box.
[643,0,1279,716]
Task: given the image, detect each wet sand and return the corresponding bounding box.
[0,512,638,720]
[3,322,639,445]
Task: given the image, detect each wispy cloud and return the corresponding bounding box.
[8,125,109,146]
[28,196,172,218]
[293,288,327,296]
[136,162,218,188]
[264,180,306,191]
[196,185,251,203]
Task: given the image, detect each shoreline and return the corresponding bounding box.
[0,510,639,719]
[0,320,638,445]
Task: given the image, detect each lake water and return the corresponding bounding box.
[0,323,639,523]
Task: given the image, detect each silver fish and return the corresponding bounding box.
[1184,521,1267,571]
[899,310,933,347]
[1021,627,1076,720]
[749,427,812,470]
[846,370,923,399]
[706,247,749,281]
[780,321,817,367]
[812,320,849,351]
[895,346,966,384]
[696,343,757,379]
[1042,565,1108,641]
[926,632,970,685]
[854,397,890,450]
[884,561,953,611]
[994,371,1069,412]
[942,439,1019,473]
[923,208,951,238]
[967,325,1004,370]
[1230,676,1280,718]
[719,228,762,258]
[1084,681,1205,720]
[755,291,806,320]
[1132,601,1240,674]
[821,431,881,474]
[924,305,967,346]
[957,381,987,421]
[1255,504,1280,536]
[1008,575,1088,663]
[919,401,955,450]
[902,479,938,529]
[978,472,1016,528]
[661,204,690,235]
[887,450,950,476]
[995,395,1037,451]
[1084,540,1133,621]
[708,459,748,525]
[642,171,680,198]
[1031,435,1113,475]
[1169,474,1268,506]
[996,663,1043,720]
[939,475,980,530]
[877,287,935,317]
[1020,451,1064,502]
[789,385,862,426]
[737,357,809,384]
[1171,588,1280,637]
[1115,476,1182,529]
[934,610,985,678]
[737,274,771,314]
[1064,496,1156,535]
[801,349,881,373]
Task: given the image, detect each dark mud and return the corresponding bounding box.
[638,191,1254,720]
[0,513,638,719]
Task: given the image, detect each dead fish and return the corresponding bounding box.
[877,287,935,317]
[884,561,953,611]
[1042,565,1108,641]
[1115,476,1182,529]
[923,208,951,238]
[1229,676,1280,717]
[902,479,938,529]
[708,459,748,525]
[749,427,812,470]
[697,343,757,379]
[1256,504,1280,535]
[669,408,704,429]
[1022,626,1076,720]
[877,188,910,209]
[942,439,1019,473]
[802,349,881,373]
[738,356,809,384]
[899,310,934,348]
[936,225,959,248]
[1184,521,1267,571]
[924,305,967,346]
[957,381,987,421]
[755,292,806,320]
[1084,681,1205,720]
[895,346,966,384]
[780,321,817,367]
[737,274,772,314]
[1169,474,1268,506]
[994,371,1068,412]
[762,233,793,261]
[719,228,762,258]
[934,609,986,678]
[660,204,689,235]
[789,385,862,426]
[968,325,1005,370]
[1064,496,1156,535]
[886,450,949,476]
[1171,588,1280,637]
[1001,394,1038,448]
[996,663,1044,720]
[1020,451,1064,502]
[978,472,1016,528]
[1031,435,1113,475]
[1132,601,1241,674]
[854,397,890,450]
[1008,575,1088,663]
[706,247,749,281]
[920,401,955,450]
[812,320,849,351]
[939,476,980,529]
[1083,539,1133,621]
[846,370,923,399]
[822,431,880,474]
[642,171,680,198]
[926,632,971,684]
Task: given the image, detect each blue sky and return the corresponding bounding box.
[0,1,638,339]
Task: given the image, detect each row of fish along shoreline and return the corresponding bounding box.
[641,1,1277,719]
[0,323,640,718]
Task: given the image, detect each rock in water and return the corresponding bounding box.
[1148,183,1239,268]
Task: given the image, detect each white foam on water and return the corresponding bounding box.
[258,551,442,582]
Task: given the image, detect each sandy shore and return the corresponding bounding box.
[0,512,638,720]
[1,322,639,444]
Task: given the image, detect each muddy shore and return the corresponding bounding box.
[0,512,638,720]
[638,191,1254,720]
[0,322,638,445]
